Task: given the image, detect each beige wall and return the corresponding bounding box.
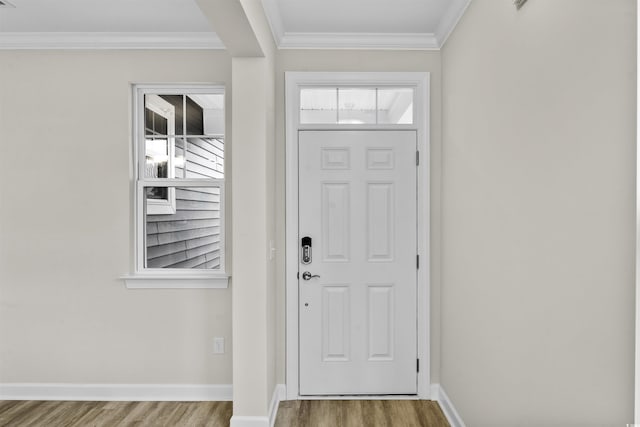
[229,0,279,418]
[441,0,636,425]
[0,50,234,384]
[274,50,444,384]
[230,57,272,415]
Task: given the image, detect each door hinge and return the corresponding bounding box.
[297,272,299,280]
[417,359,420,372]
[416,150,420,166]
[417,254,419,269]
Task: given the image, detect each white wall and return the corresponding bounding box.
[275,50,443,385]
[0,50,234,385]
[441,0,636,425]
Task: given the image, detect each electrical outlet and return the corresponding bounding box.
[213,337,225,354]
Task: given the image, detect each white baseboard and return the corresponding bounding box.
[0,383,232,401]
[269,384,286,427]
[230,416,270,427]
[297,394,420,400]
[430,383,466,427]
[230,383,285,427]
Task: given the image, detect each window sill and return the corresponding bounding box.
[121,274,230,289]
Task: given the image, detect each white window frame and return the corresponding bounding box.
[123,84,229,289]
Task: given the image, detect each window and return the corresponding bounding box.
[124,85,228,289]
[299,87,414,125]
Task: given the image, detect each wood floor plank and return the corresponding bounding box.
[58,402,99,427]
[0,400,26,425]
[384,400,422,427]
[1,401,47,426]
[362,400,390,427]
[343,400,364,427]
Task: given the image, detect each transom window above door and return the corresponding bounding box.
[300,87,414,125]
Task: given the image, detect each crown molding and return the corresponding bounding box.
[261,0,471,50]
[278,32,440,50]
[0,32,225,50]
[434,0,472,47]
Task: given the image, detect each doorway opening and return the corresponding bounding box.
[285,72,431,399]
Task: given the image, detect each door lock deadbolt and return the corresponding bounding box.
[301,236,312,264]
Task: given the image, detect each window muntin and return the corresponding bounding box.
[299,87,414,125]
[134,86,226,277]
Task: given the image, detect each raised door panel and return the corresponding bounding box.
[367,182,395,262]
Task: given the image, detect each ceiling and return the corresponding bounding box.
[0,0,470,49]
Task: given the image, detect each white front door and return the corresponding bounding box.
[298,130,418,395]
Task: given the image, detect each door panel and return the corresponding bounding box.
[299,130,417,395]
[368,284,395,360]
[322,285,350,361]
[367,182,395,261]
[322,183,350,261]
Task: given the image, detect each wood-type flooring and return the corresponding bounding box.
[0,399,450,426]
[276,400,450,427]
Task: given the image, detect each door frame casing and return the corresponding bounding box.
[285,71,431,400]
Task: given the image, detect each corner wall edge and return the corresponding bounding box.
[430,383,466,427]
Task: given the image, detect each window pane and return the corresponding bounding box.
[377,88,414,124]
[145,94,182,135]
[184,137,225,179]
[174,138,186,179]
[338,88,376,124]
[145,107,167,135]
[188,94,225,136]
[159,95,185,135]
[145,137,170,178]
[145,186,222,270]
[146,186,168,201]
[183,96,203,135]
[300,88,338,124]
